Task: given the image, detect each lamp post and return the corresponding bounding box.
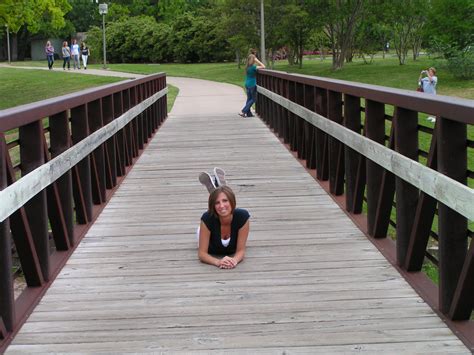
[99,3,108,69]
[5,24,11,64]
[260,0,266,65]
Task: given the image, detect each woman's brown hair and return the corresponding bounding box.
[208,186,236,217]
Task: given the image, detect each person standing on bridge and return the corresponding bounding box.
[239,53,266,118]
[197,169,250,269]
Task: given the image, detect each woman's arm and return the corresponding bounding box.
[198,221,222,267]
[255,58,266,69]
[222,220,250,268]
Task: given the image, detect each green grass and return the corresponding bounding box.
[0,67,125,110]
[167,84,178,113]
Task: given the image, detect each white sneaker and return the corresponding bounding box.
[199,172,216,193]
[213,167,226,186]
[427,116,436,123]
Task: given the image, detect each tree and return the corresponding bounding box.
[387,0,428,65]
[426,0,474,59]
[322,0,365,70]
[353,2,390,64]
[0,0,71,34]
[220,0,260,67]
[64,0,100,33]
[279,2,314,68]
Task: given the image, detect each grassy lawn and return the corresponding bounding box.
[0,67,125,110]
[167,84,178,113]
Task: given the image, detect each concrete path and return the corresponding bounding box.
[0,62,145,79]
[5,76,469,353]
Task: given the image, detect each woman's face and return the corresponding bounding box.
[428,69,434,76]
[214,192,232,218]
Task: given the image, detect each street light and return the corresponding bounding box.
[99,3,108,69]
[260,0,266,65]
[5,24,11,64]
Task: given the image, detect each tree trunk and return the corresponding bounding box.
[287,47,295,65]
[299,42,303,68]
[236,50,241,69]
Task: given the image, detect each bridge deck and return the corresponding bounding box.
[6,77,468,353]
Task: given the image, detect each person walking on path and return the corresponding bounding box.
[81,42,90,70]
[418,67,438,122]
[71,39,81,70]
[239,54,265,118]
[197,168,250,270]
[62,41,71,70]
[45,41,55,70]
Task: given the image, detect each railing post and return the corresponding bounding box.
[122,89,132,166]
[87,99,106,204]
[276,78,284,138]
[327,90,344,195]
[394,108,419,266]
[282,80,290,144]
[295,83,305,159]
[113,92,126,176]
[365,100,385,236]
[0,135,14,332]
[102,95,117,188]
[437,117,467,315]
[315,88,328,181]
[49,111,74,245]
[288,81,296,151]
[344,94,361,212]
[304,85,316,169]
[138,86,146,150]
[71,104,93,223]
[19,121,50,280]
[268,76,276,130]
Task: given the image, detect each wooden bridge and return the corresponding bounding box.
[0,72,473,353]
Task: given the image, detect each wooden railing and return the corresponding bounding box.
[256,69,473,343]
[0,73,167,350]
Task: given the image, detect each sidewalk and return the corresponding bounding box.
[0,62,145,79]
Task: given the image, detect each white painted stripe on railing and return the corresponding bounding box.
[0,87,168,223]
[258,85,474,221]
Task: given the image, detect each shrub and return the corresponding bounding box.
[446,51,474,79]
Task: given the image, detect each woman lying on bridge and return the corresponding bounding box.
[197,168,250,269]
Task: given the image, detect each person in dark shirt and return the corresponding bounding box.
[198,170,250,269]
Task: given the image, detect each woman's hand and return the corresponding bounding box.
[218,256,237,269]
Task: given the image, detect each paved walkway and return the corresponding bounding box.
[0,62,145,79]
[5,76,469,353]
